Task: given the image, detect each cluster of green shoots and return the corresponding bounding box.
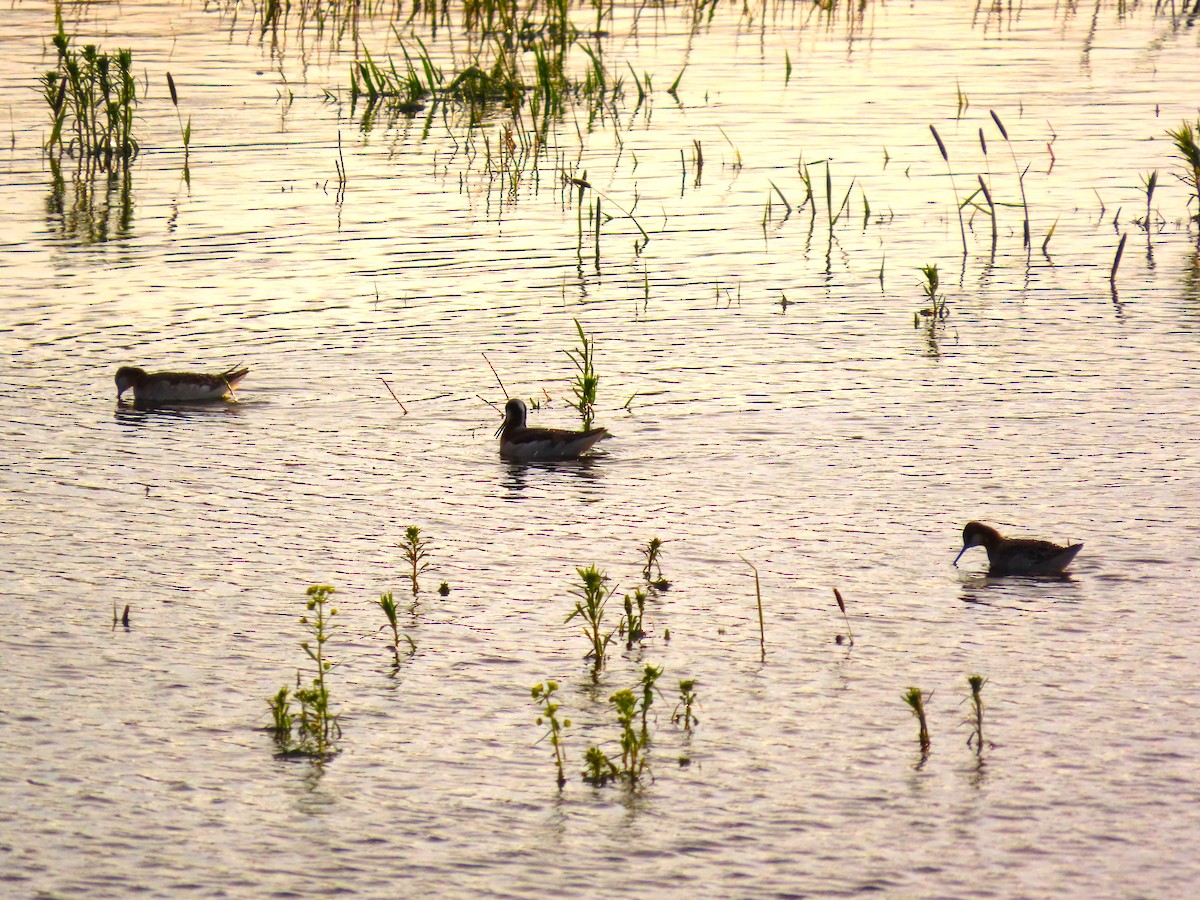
[268,585,342,758]
[581,665,663,786]
[914,264,948,325]
[40,17,139,162]
[347,4,654,138]
[902,675,989,762]
[903,686,931,758]
[620,589,647,650]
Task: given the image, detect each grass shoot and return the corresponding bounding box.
[673,679,698,730]
[738,554,766,660]
[400,525,430,596]
[903,686,931,756]
[966,674,987,755]
[566,565,615,669]
[565,319,599,430]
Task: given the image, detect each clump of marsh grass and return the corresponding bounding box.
[532,681,571,787]
[1166,119,1200,223]
[903,686,931,757]
[566,565,615,670]
[989,110,1031,248]
[40,15,139,163]
[269,585,342,758]
[400,525,430,596]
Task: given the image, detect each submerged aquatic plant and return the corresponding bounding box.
[269,585,342,758]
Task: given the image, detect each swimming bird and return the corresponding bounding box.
[496,397,611,461]
[953,521,1083,576]
[115,365,249,406]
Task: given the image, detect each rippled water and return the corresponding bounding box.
[3,0,1200,896]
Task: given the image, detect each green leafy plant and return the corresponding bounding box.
[39,14,139,162]
[638,664,663,733]
[565,319,599,430]
[621,589,647,649]
[532,681,571,787]
[915,264,947,323]
[673,679,699,730]
[641,537,669,589]
[565,565,615,669]
[400,525,430,596]
[268,585,342,758]
[581,745,618,786]
[377,591,415,660]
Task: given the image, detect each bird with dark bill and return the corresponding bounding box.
[953,521,1082,576]
[496,397,611,461]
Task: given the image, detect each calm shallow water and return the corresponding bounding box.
[3,0,1200,896]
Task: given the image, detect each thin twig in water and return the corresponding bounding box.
[380,378,408,414]
[482,353,508,398]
